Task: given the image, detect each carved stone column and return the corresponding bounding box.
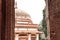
[36,34,39,40]
[5,0,15,40]
[15,34,19,40]
[28,33,31,40]
[0,0,15,40]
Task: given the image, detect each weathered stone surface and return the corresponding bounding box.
[48,0,60,40]
[5,0,15,40]
[0,0,15,40]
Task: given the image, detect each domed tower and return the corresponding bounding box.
[15,9,33,24]
[15,1,32,24]
[15,2,42,40]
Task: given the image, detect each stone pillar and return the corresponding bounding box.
[28,33,31,40]
[15,34,19,40]
[1,0,15,40]
[36,34,39,40]
[47,0,60,40]
[5,0,15,40]
[0,0,14,40]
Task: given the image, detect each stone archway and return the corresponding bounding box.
[0,0,60,40]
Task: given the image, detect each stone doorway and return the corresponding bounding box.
[1,0,60,40]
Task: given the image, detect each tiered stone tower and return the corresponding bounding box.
[15,2,42,40]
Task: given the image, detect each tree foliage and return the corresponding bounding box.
[38,9,47,38]
[42,9,47,37]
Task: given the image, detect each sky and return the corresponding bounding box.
[15,0,46,24]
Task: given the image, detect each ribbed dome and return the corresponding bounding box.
[15,9,31,18]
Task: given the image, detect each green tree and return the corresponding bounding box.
[38,9,47,40]
[42,9,47,37]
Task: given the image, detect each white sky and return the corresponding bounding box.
[15,0,46,24]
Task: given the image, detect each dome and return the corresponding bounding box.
[15,9,31,18]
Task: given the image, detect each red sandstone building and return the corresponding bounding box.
[15,2,42,40]
[15,9,42,40]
